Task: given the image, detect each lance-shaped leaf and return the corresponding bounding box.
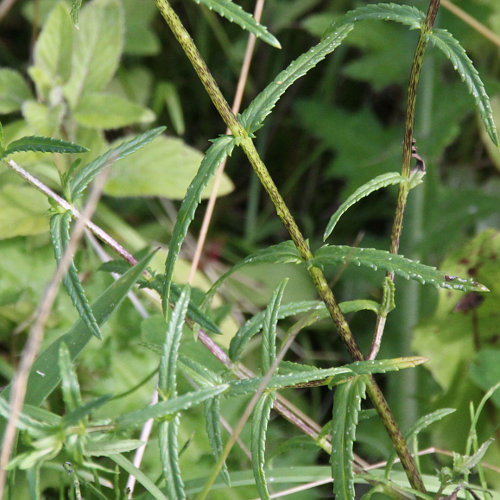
[58,343,83,413]
[85,439,143,456]
[229,299,380,362]
[51,211,101,339]
[191,0,280,49]
[0,399,58,437]
[163,135,235,314]
[203,241,301,309]
[62,394,112,427]
[240,23,353,134]
[160,415,185,500]
[1,136,87,158]
[312,245,488,292]
[331,376,366,499]
[69,126,165,201]
[324,172,405,241]
[251,391,276,500]
[0,250,155,413]
[115,385,228,430]
[429,28,498,146]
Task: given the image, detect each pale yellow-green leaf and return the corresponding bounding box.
[63,0,124,108]
[122,0,160,56]
[0,184,49,239]
[103,136,234,199]
[22,100,66,136]
[32,2,74,85]
[74,93,155,129]
[0,69,32,114]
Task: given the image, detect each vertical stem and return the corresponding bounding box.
[154,0,427,492]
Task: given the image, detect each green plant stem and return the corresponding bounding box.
[154,0,427,493]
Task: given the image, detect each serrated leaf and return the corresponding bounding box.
[115,385,228,430]
[191,0,280,48]
[63,0,124,108]
[251,391,276,500]
[109,453,169,500]
[262,279,288,372]
[160,415,185,500]
[204,241,301,309]
[32,2,74,85]
[162,135,235,314]
[159,286,190,397]
[385,408,455,478]
[69,126,165,201]
[2,136,87,158]
[312,245,488,292]
[74,92,155,129]
[0,69,32,113]
[0,250,154,420]
[50,212,101,339]
[240,23,353,134]
[429,28,498,146]
[330,3,425,33]
[229,298,380,362]
[331,376,366,499]
[204,397,230,486]
[58,342,83,413]
[62,394,112,427]
[85,439,143,456]
[324,172,405,241]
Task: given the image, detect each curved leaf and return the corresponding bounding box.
[240,23,353,134]
[324,172,405,241]
[2,136,87,158]
[251,392,276,500]
[50,212,101,340]
[162,135,235,314]
[313,245,488,292]
[58,343,83,413]
[429,28,498,146]
[69,126,165,201]
[160,415,185,500]
[331,376,366,499]
[191,0,280,49]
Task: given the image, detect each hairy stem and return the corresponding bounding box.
[154,0,427,493]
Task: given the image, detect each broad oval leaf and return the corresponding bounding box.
[240,23,353,134]
[69,126,165,201]
[312,245,488,292]
[162,135,235,314]
[50,212,101,340]
[0,68,32,114]
[3,136,87,158]
[324,172,405,241]
[429,28,498,146]
[191,0,280,49]
[331,376,366,499]
[251,392,276,500]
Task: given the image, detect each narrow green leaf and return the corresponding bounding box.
[462,438,494,472]
[70,0,83,25]
[163,135,235,314]
[85,439,143,456]
[0,251,155,413]
[69,126,165,201]
[324,172,405,241]
[159,286,190,397]
[312,245,488,292]
[262,279,288,372]
[380,277,395,317]
[331,376,366,499]
[109,453,169,500]
[58,343,83,413]
[160,415,185,500]
[178,355,222,388]
[115,385,228,430]
[0,399,55,437]
[385,408,455,477]
[330,3,425,33]
[191,0,280,49]
[251,392,276,500]
[62,395,112,427]
[204,397,230,486]
[50,212,101,340]
[2,136,87,158]
[229,299,380,362]
[240,23,353,134]
[429,28,498,146]
[204,241,301,309]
